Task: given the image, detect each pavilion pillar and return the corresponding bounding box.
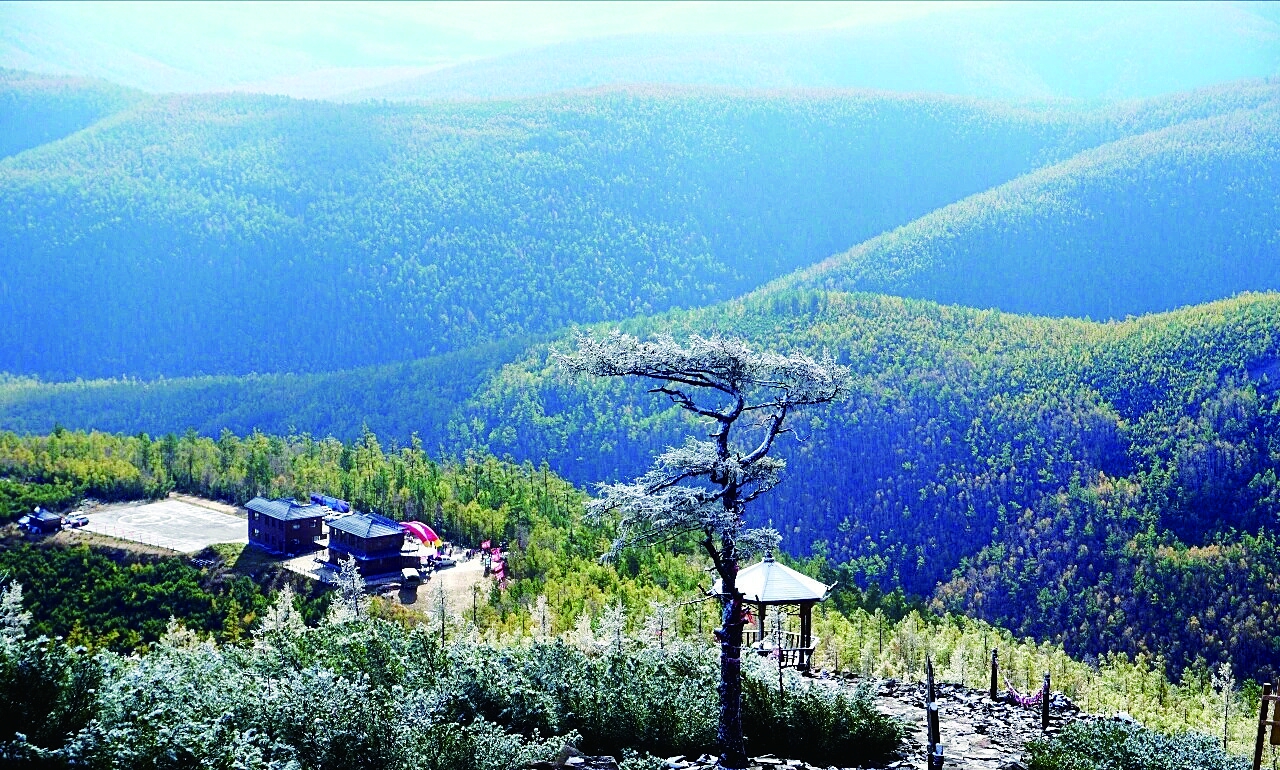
[799,601,814,669]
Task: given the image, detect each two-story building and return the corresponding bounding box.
[326,512,407,576]
[246,497,327,555]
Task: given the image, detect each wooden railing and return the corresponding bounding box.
[741,629,818,669]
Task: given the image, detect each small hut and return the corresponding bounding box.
[714,553,832,670]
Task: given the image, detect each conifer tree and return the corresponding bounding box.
[560,331,849,769]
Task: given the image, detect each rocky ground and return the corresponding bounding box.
[524,673,1089,770]
[856,675,1079,770]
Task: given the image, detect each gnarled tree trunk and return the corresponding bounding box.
[717,562,748,769]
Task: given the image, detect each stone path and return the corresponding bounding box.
[865,677,1077,769]
[654,675,1085,770]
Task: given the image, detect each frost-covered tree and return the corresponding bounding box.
[255,584,306,642]
[644,600,676,651]
[0,581,31,646]
[597,602,628,656]
[159,616,202,649]
[1211,660,1235,749]
[532,594,553,639]
[560,331,849,769]
[569,612,595,652]
[427,580,458,654]
[328,556,369,624]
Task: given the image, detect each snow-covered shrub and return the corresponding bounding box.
[1025,720,1251,770]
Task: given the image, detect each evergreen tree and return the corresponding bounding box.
[560,331,849,769]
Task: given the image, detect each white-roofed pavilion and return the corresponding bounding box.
[712,553,833,670]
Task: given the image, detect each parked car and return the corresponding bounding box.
[400,567,422,585]
[65,514,89,528]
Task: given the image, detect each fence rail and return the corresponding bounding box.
[741,629,818,669]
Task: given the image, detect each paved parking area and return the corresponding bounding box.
[82,499,248,553]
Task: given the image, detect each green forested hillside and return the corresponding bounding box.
[0,69,140,158]
[0,336,536,444]
[5,81,1278,380]
[455,290,1280,680]
[780,99,1280,318]
[0,426,1263,767]
[6,74,1280,686]
[4,290,1279,679]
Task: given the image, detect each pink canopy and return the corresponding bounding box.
[401,521,441,545]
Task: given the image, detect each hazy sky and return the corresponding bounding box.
[9,2,991,51]
[3,1,1276,99]
[2,1,994,71]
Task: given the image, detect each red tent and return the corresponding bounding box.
[401,521,441,545]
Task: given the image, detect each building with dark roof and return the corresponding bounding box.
[20,508,63,535]
[326,512,408,576]
[246,497,326,555]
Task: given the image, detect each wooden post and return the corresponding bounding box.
[1041,672,1051,732]
[990,648,999,701]
[1256,683,1269,770]
[799,602,813,670]
[926,656,944,769]
[777,642,785,701]
[1254,680,1274,767]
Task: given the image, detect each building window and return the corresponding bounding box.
[291,523,300,530]
[253,529,260,537]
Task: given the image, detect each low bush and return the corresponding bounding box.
[742,658,903,765]
[445,638,903,764]
[1025,719,1250,770]
[0,582,904,769]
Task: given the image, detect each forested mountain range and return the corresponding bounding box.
[4,289,1279,679]
[5,70,1280,682]
[776,99,1280,319]
[5,77,1280,381]
[395,289,1280,681]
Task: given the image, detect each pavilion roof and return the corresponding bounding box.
[712,554,831,604]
